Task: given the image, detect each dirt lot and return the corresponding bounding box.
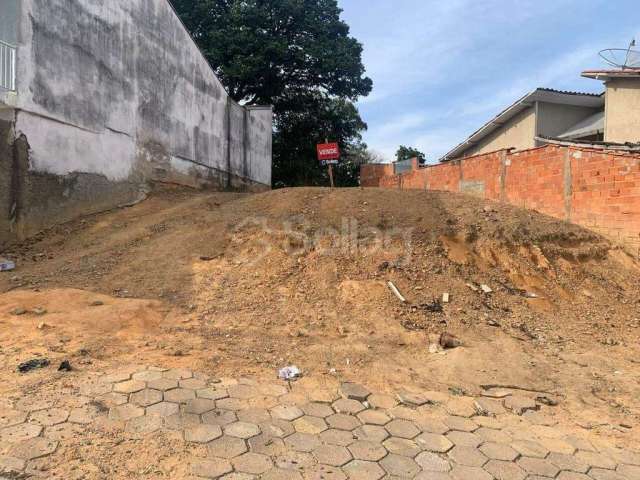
[1,186,639,455]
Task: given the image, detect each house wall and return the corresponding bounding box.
[361,145,640,254]
[0,0,18,44]
[461,107,536,158]
[536,102,602,139]
[604,78,640,143]
[0,0,272,246]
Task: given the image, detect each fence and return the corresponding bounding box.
[0,40,16,91]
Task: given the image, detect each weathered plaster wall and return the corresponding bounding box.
[604,79,640,143]
[461,107,536,157]
[0,0,272,246]
[0,0,18,44]
[536,102,601,139]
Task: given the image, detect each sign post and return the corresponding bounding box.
[317,141,340,189]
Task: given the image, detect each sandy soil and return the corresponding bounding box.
[1,186,639,450]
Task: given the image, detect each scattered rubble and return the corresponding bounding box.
[17,358,50,373]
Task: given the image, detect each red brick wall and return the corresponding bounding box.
[361,145,640,255]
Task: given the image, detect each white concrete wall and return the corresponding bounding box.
[12,0,271,187]
[604,78,640,143]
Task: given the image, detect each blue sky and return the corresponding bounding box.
[339,0,639,162]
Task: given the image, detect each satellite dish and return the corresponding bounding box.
[599,40,640,69]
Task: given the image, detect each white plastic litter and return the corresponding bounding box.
[278,365,302,381]
[0,260,15,272]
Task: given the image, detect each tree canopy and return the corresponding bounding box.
[396,145,427,164]
[172,0,373,187]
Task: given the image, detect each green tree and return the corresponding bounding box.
[171,0,373,187]
[396,146,426,164]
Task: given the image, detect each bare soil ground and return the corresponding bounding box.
[1,186,639,451]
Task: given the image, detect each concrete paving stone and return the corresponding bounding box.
[445,431,482,448]
[260,468,303,479]
[444,416,478,433]
[530,425,565,440]
[179,378,208,390]
[163,368,193,380]
[293,416,328,435]
[575,451,617,470]
[589,468,627,480]
[447,445,488,467]
[416,452,452,472]
[279,392,309,406]
[536,437,576,455]
[184,398,217,415]
[285,432,322,452]
[445,398,477,418]
[237,408,271,424]
[368,394,399,410]
[225,421,261,439]
[28,408,69,426]
[397,390,432,407]
[207,435,249,458]
[248,395,280,410]
[548,452,590,473]
[99,392,129,407]
[15,398,54,413]
[348,440,388,462]
[146,402,180,418]
[271,405,305,421]
[203,409,238,426]
[342,460,385,480]
[476,426,512,444]
[332,399,366,415]
[380,453,421,477]
[229,384,260,400]
[164,412,201,430]
[185,424,223,443]
[147,366,169,372]
[340,383,371,402]
[0,409,28,428]
[388,406,421,422]
[303,464,347,480]
[79,380,113,397]
[248,433,287,456]
[517,457,560,477]
[221,473,256,480]
[474,416,504,430]
[260,420,296,438]
[313,444,353,466]
[483,459,526,480]
[145,377,178,391]
[113,380,146,394]
[617,464,640,478]
[327,413,361,431]
[416,417,450,435]
[479,442,519,461]
[474,397,507,416]
[320,429,357,446]
[385,419,420,439]
[450,465,493,480]
[512,440,550,459]
[416,432,454,453]
[68,405,101,425]
[357,409,391,426]
[125,415,163,434]
[504,396,538,416]
[382,437,421,458]
[101,372,131,384]
[301,403,335,419]
[258,383,289,397]
[353,425,389,442]
[131,370,163,382]
[191,458,233,478]
[8,438,58,460]
[564,436,596,453]
[422,391,451,405]
[307,389,340,404]
[0,455,26,472]
[164,388,197,403]
[415,472,453,480]
[232,452,273,474]
[108,403,145,422]
[274,451,317,471]
[43,422,84,442]
[556,472,591,480]
[130,389,163,407]
[198,387,230,401]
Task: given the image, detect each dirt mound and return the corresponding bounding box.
[1,186,640,442]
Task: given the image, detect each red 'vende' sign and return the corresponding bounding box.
[317,143,340,161]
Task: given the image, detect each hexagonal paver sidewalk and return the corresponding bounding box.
[0,364,637,480]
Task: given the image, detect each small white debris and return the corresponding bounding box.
[442,293,450,304]
[388,281,407,303]
[278,366,301,381]
[466,283,479,292]
[480,284,493,294]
